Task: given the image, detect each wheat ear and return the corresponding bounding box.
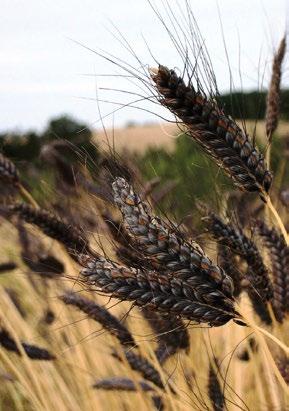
[150,65,272,198]
[255,220,289,322]
[142,308,189,364]
[112,177,234,301]
[0,328,55,360]
[60,291,135,347]
[9,203,92,259]
[81,256,237,327]
[265,36,286,142]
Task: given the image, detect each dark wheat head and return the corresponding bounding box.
[150,65,272,199]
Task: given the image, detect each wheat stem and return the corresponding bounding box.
[17,184,39,209]
[265,145,271,172]
[266,196,289,245]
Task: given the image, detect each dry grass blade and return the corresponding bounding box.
[5,288,26,318]
[60,291,136,347]
[265,36,286,141]
[0,328,55,360]
[150,65,272,198]
[81,256,237,327]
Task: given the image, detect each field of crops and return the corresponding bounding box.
[1,2,289,411]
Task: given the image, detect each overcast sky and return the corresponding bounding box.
[1,0,288,132]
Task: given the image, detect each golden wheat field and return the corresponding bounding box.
[1,1,289,411]
[94,121,289,154]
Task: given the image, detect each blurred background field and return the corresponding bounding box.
[2,107,289,220]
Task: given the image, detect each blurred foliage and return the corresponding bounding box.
[139,131,289,220]
[220,90,289,120]
[42,116,91,143]
[0,115,99,200]
[0,115,98,163]
[138,134,233,219]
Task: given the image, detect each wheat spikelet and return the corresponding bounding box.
[112,177,234,300]
[203,212,273,323]
[93,377,163,410]
[112,349,164,389]
[237,337,258,362]
[142,308,189,364]
[60,291,135,347]
[150,66,272,198]
[0,262,17,274]
[17,219,65,278]
[203,212,273,301]
[0,153,19,185]
[208,363,225,411]
[265,36,286,141]
[246,286,272,325]
[0,328,55,360]
[255,220,289,322]
[276,357,289,385]
[92,376,153,391]
[102,212,144,268]
[115,246,145,269]
[81,256,237,327]
[41,309,55,325]
[217,244,243,297]
[9,203,92,258]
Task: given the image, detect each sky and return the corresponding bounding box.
[1,0,288,133]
